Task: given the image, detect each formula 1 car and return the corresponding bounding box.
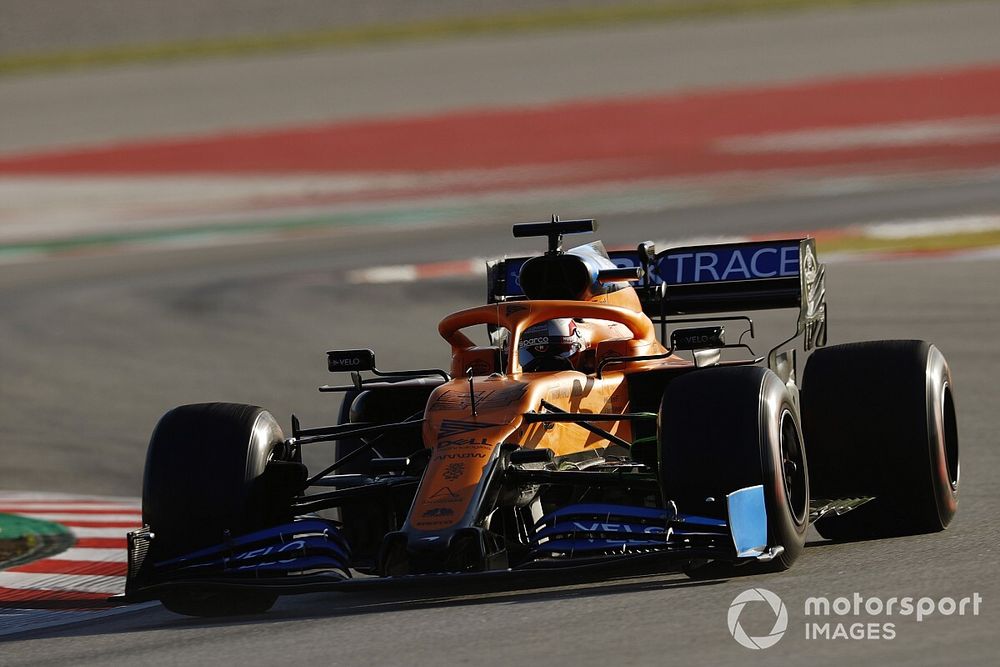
[124,218,960,616]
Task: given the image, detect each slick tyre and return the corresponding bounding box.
[142,402,288,616]
[802,341,959,540]
[658,366,809,576]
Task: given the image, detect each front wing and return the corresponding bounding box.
[121,485,772,602]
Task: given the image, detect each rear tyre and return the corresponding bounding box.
[142,402,289,616]
[658,366,809,576]
[802,341,959,540]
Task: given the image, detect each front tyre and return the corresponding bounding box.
[142,402,290,616]
[158,589,277,618]
[658,366,809,575]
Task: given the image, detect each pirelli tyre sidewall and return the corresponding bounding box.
[803,340,959,539]
[658,366,809,573]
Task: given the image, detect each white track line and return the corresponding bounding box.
[0,572,124,595]
[717,116,1000,153]
[52,549,128,563]
[0,503,139,512]
[864,213,1000,239]
[346,265,419,284]
[66,526,133,539]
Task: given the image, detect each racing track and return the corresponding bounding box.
[1,182,999,665]
[2,0,999,663]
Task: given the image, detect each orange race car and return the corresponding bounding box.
[124,218,960,617]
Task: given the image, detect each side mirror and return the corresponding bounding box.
[671,326,725,351]
[597,266,644,284]
[637,241,656,264]
[327,349,376,372]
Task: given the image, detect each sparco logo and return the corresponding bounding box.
[727,588,788,650]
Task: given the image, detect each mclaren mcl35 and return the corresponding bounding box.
[124,218,960,616]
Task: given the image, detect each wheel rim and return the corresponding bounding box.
[779,409,808,525]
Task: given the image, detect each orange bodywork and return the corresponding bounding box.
[408,288,689,532]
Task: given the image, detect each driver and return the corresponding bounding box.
[518,318,588,372]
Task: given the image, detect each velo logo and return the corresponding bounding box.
[727,588,788,650]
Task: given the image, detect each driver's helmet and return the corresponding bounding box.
[518,318,586,372]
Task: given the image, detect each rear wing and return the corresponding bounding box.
[487,237,827,354]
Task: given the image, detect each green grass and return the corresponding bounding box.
[0,513,71,565]
[820,229,1000,255]
[2,204,997,263]
[0,0,937,76]
[0,206,475,260]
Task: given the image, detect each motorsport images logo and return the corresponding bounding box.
[727,588,788,649]
[727,589,983,648]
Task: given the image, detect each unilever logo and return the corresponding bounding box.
[727,588,788,650]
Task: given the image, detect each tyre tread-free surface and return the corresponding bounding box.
[802,340,959,540]
[142,402,286,615]
[658,365,808,572]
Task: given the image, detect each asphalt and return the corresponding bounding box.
[0,0,680,57]
[3,0,1000,153]
[1,0,998,662]
[0,180,998,664]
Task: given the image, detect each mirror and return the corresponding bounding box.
[327,348,376,373]
[671,326,726,351]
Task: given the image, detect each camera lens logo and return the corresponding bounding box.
[727,588,788,650]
